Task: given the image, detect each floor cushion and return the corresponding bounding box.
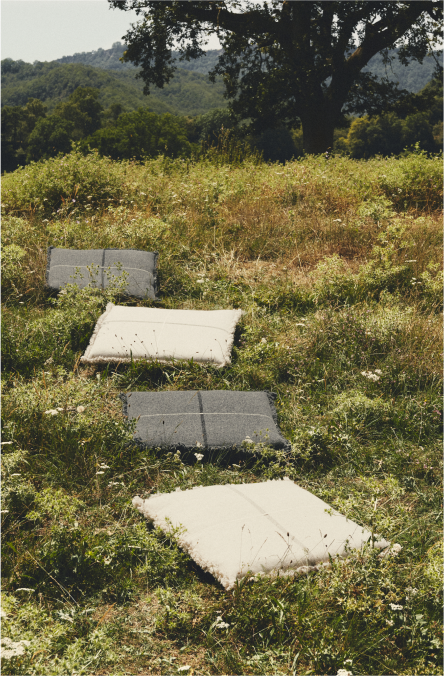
[133,478,390,589]
[121,390,290,452]
[46,247,158,299]
[81,304,243,366]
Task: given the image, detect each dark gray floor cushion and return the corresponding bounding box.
[121,390,290,452]
[46,247,158,299]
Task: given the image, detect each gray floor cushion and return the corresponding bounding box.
[133,478,391,589]
[121,390,290,452]
[46,247,158,299]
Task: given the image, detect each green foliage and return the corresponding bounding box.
[1,58,226,117]
[1,149,126,216]
[83,108,192,161]
[344,112,438,158]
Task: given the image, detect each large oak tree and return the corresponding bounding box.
[110,1,442,154]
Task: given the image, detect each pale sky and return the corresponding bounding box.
[1,0,221,63]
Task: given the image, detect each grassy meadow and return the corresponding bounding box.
[1,146,443,675]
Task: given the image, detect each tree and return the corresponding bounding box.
[27,117,74,162]
[83,108,192,160]
[53,87,103,139]
[110,1,442,154]
[1,98,47,172]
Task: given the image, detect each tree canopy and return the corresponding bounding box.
[110,0,443,153]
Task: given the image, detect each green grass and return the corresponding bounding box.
[1,147,442,675]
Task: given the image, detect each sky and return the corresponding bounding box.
[1,0,222,63]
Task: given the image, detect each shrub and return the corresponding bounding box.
[1,149,128,217]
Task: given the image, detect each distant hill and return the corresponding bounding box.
[54,41,442,93]
[54,41,223,75]
[362,49,442,93]
[1,58,226,117]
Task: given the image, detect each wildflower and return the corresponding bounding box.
[76,406,85,413]
[261,337,267,343]
[45,409,58,416]
[99,464,110,469]
[194,453,204,461]
[386,619,394,626]
[336,670,352,676]
[195,442,203,448]
[374,369,382,375]
[1,441,14,446]
[243,436,254,444]
[361,371,380,382]
[389,603,403,611]
[96,471,105,475]
[0,638,31,660]
[196,279,205,283]
[177,667,191,672]
[72,199,76,203]
[214,615,230,629]
[389,543,402,556]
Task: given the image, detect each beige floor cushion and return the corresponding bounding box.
[133,478,390,590]
[81,303,243,366]
[46,247,158,299]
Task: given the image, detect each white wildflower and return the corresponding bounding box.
[389,603,403,611]
[386,619,394,626]
[15,588,34,592]
[76,406,85,413]
[336,670,352,676]
[195,442,203,448]
[194,453,204,461]
[196,279,205,283]
[99,464,110,469]
[0,638,31,660]
[360,371,380,382]
[177,667,191,672]
[96,471,105,475]
[1,441,14,445]
[243,436,254,444]
[261,337,267,343]
[45,409,58,416]
[389,543,402,556]
[214,615,230,629]
[374,369,382,375]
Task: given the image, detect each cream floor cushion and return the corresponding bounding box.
[81,303,243,366]
[133,478,390,590]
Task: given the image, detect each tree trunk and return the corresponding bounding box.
[300,106,335,155]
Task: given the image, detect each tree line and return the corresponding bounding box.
[1,75,441,173]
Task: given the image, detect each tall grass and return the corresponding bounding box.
[1,148,442,675]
